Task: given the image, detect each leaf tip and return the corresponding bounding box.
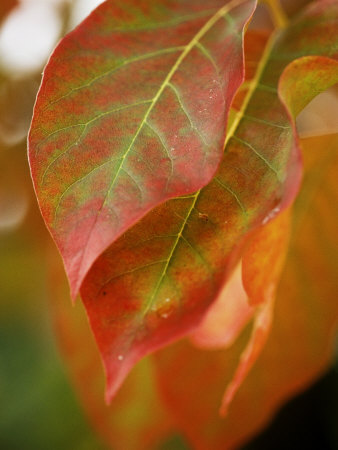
[102,352,136,405]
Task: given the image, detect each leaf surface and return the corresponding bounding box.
[28,0,256,297]
[153,131,338,449]
[80,0,338,401]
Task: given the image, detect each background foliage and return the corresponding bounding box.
[0,1,337,449]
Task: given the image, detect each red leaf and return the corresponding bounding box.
[28,0,256,297]
[79,0,338,403]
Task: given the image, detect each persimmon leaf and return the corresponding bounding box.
[153,132,338,450]
[28,0,256,297]
[80,0,338,402]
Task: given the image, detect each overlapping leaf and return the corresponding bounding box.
[28,0,256,297]
[153,132,338,449]
[79,0,338,401]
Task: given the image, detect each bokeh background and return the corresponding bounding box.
[0,1,337,449]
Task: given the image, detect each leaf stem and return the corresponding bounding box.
[225,31,277,148]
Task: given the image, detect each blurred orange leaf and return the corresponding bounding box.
[153,132,338,449]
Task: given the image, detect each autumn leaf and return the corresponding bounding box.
[153,131,338,449]
[78,0,338,402]
[28,0,256,297]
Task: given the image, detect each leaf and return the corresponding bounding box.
[153,131,338,450]
[220,208,290,415]
[241,202,291,306]
[28,0,256,297]
[79,0,338,402]
[279,55,338,118]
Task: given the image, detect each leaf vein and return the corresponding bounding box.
[121,168,143,202]
[54,158,122,221]
[145,121,174,191]
[242,113,290,129]
[47,47,185,108]
[142,193,199,316]
[180,234,212,272]
[213,177,248,218]
[232,135,281,179]
[98,259,168,293]
[37,100,152,159]
[167,81,208,146]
